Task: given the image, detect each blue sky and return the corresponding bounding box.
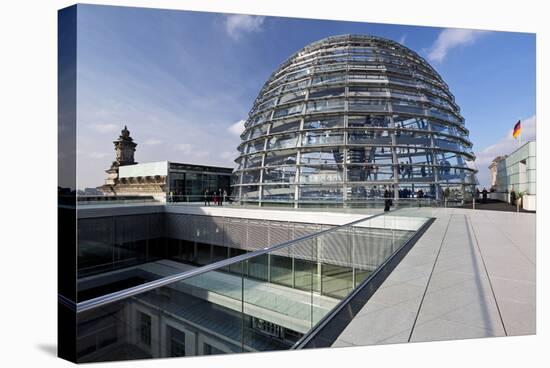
[75,4,536,189]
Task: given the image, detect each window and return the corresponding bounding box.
[251,318,282,338]
[308,87,345,99]
[168,326,186,357]
[273,104,304,118]
[204,343,224,355]
[244,153,263,168]
[285,67,312,82]
[139,312,151,347]
[348,73,387,82]
[302,131,343,146]
[270,119,300,134]
[348,115,390,128]
[262,85,281,99]
[256,96,277,111]
[278,90,306,105]
[306,98,344,113]
[392,101,425,115]
[267,134,298,150]
[249,111,270,126]
[300,185,343,200]
[241,185,260,200]
[242,169,261,184]
[315,63,346,73]
[263,184,295,200]
[195,242,212,265]
[348,99,388,112]
[300,149,342,165]
[311,72,345,86]
[247,140,265,154]
[212,245,228,263]
[348,86,387,97]
[264,151,297,166]
[303,116,344,129]
[263,167,296,183]
[283,79,308,92]
[249,125,268,139]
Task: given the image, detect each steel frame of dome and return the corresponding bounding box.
[232,34,477,207]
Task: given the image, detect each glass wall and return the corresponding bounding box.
[232,35,476,206]
[166,170,231,201]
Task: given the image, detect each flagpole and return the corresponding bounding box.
[519,131,521,147]
[513,120,522,148]
[515,120,522,148]
[519,129,522,147]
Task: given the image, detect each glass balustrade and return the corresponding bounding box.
[74,211,431,362]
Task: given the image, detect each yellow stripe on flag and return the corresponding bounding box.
[513,121,521,139]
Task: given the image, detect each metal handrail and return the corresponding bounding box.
[75,211,392,313]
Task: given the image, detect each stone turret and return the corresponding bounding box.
[101,125,138,189]
[113,125,137,167]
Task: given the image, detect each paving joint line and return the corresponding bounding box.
[407,212,452,342]
[466,214,508,336]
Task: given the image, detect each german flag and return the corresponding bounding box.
[513,120,521,139]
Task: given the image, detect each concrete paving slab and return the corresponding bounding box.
[435,297,505,333]
[332,207,535,348]
[364,281,427,306]
[411,317,504,342]
[335,296,424,345]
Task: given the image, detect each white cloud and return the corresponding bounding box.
[224,15,265,41]
[228,119,246,136]
[427,28,488,62]
[193,151,208,158]
[220,151,236,161]
[144,138,162,146]
[90,123,119,134]
[398,34,407,46]
[474,115,536,186]
[174,143,193,154]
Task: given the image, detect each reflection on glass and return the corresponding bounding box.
[321,263,353,298]
[75,204,430,362]
[270,254,293,287]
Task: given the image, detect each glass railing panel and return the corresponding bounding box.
[388,206,439,219]
[291,210,433,349]
[241,237,321,350]
[318,227,353,299]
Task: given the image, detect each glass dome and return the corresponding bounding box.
[232,34,476,206]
